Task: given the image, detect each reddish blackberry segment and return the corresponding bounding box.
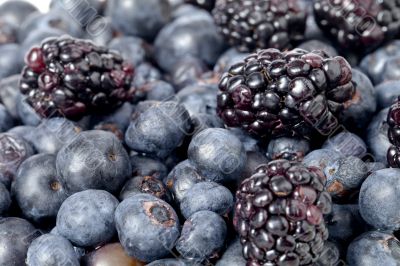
[212,0,307,52]
[314,0,400,52]
[234,159,332,266]
[217,48,355,139]
[185,0,215,11]
[19,36,135,120]
[387,97,400,167]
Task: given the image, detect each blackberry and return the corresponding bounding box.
[234,159,332,266]
[185,0,215,11]
[19,36,135,120]
[212,0,307,52]
[217,48,355,139]
[387,96,400,167]
[314,0,400,53]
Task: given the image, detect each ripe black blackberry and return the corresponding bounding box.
[212,0,307,52]
[387,97,400,167]
[314,0,400,52]
[217,48,355,139]
[185,0,215,11]
[19,36,135,120]
[234,159,332,266]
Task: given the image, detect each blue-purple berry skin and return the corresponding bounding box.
[367,108,391,165]
[359,168,400,231]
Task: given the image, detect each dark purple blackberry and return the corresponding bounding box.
[234,159,332,266]
[217,48,355,139]
[212,0,307,52]
[19,36,135,120]
[314,0,400,53]
[185,0,215,11]
[387,96,400,167]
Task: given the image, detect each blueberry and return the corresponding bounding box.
[302,148,343,170]
[0,103,14,132]
[176,210,227,261]
[366,108,391,165]
[56,189,119,247]
[132,62,162,90]
[0,217,40,266]
[0,182,10,215]
[50,0,106,15]
[176,84,218,117]
[12,154,68,222]
[188,128,246,183]
[0,133,35,188]
[106,0,172,41]
[56,130,131,194]
[82,242,144,266]
[82,19,113,46]
[0,0,38,28]
[324,156,369,200]
[172,3,207,19]
[315,241,341,266]
[375,81,400,109]
[125,101,192,158]
[147,258,189,266]
[115,193,180,262]
[359,168,400,231]
[146,81,176,101]
[215,238,246,266]
[339,69,376,132]
[164,159,206,203]
[131,155,168,181]
[119,175,172,203]
[322,131,367,158]
[326,204,367,245]
[347,231,400,266]
[241,151,268,183]
[0,74,20,119]
[154,12,225,72]
[180,181,233,218]
[191,113,224,135]
[17,95,42,126]
[297,40,338,57]
[0,44,22,79]
[26,233,79,266]
[228,128,260,153]
[359,40,400,84]
[7,125,36,144]
[266,137,310,161]
[31,118,82,154]
[380,56,400,83]
[108,36,147,67]
[90,102,134,132]
[170,56,208,90]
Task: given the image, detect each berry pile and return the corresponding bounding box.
[0,0,399,265]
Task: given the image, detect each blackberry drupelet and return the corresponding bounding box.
[313,0,400,52]
[234,159,332,266]
[185,0,215,11]
[212,0,307,52]
[387,96,400,167]
[19,36,135,120]
[217,48,355,139]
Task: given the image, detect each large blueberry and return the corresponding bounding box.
[176,210,227,261]
[106,0,172,40]
[56,189,119,247]
[0,217,40,266]
[302,148,343,170]
[0,133,34,188]
[108,36,146,68]
[375,81,400,109]
[0,74,20,118]
[366,108,391,165]
[115,193,180,262]
[90,102,134,132]
[145,81,176,102]
[154,12,225,72]
[347,231,400,266]
[322,131,367,158]
[164,159,206,203]
[0,104,13,133]
[0,44,22,79]
[56,130,131,194]
[131,155,168,181]
[180,181,233,219]
[26,233,79,266]
[12,154,68,222]
[176,84,218,117]
[125,101,192,158]
[215,238,246,266]
[359,168,400,231]
[188,128,246,183]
